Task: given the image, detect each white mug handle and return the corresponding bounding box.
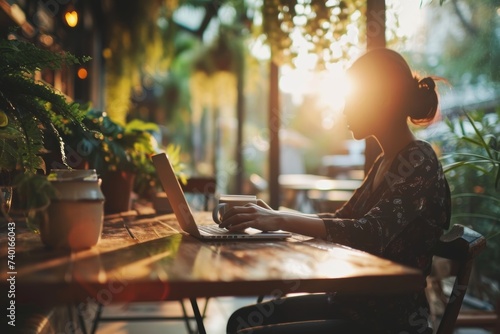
[212,203,227,224]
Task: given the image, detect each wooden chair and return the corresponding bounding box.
[255,224,488,332]
[454,299,500,333]
[431,224,487,334]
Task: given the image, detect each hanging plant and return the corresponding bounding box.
[103,0,179,124]
[259,0,365,69]
[257,0,402,70]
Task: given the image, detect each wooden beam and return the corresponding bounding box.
[235,55,245,194]
[269,62,280,209]
[366,0,386,49]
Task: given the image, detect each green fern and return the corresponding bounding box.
[0,37,90,177]
[0,38,90,75]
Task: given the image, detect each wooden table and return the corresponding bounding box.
[1,211,422,332]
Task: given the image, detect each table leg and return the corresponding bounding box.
[90,303,103,334]
[73,303,89,334]
[190,298,207,334]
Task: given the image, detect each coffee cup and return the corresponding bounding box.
[212,194,257,224]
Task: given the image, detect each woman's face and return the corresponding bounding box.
[343,70,387,140]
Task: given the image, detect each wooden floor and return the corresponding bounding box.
[94,297,494,334]
[95,297,255,334]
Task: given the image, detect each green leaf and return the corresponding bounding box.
[464,111,494,160]
[495,165,500,190]
[444,117,454,132]
[451,213,500,223]
[443,160,492,174]
[461,136,485,148]
[451,193,500,204]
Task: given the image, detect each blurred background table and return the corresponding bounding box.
[279,174,362,212]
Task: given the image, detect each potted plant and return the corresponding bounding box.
[63,109,186,213]
[62,109,157,213]
[0,36,91,228]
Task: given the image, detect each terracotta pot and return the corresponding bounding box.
[100,171,136,214]
[39,169,105,250]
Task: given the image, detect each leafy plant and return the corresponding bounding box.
[64,109,157,174]
[442,111,500,188]
[0,37,90,178]
[13,173,56,232]
[441,110,500,231]
[63,109,186,199]
[134,141,187,199]
[437,109,500,286]
[0,37,92,229]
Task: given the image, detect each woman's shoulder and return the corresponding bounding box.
[387,140,442,183]
[400,140,440,165]
[385,139,446,193]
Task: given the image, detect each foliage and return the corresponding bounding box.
[437,109,500,279]
[134,142,187,199]
[257,0,403,70]
[73,110,159,174]
[0,38,90,179]
[103,0,178,123]
[0,37,92,231]
[63,109,186,199]
[13,173,56,232]
[442,111,500,190]
[426,0,500,83]
[259,0,364,69]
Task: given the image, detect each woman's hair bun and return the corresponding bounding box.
[418,77,436,91]
[408,75,439,125]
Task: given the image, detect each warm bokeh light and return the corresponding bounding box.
[39,34,53,47]
[77,68,88,80]
[64,10,78,28]
[102,48,112,59]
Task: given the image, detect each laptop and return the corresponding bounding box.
[152,153,291,240]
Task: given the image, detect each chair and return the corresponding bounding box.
[430,224,487,334]
[454,298,500,332]
[254,224,487,333]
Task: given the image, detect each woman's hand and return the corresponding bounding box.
[219,199,328,239]
[218,203,283,232]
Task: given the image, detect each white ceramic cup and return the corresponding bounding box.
[212,194,257,224]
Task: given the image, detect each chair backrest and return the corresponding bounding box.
[433,224,487,334]
[181,176,217,211]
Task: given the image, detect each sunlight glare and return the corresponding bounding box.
[318,66,350,107]
[279,66,313,105]
[391,0,427,39]
[279,63,350,129]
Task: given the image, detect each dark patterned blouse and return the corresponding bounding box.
[319,140,451,333]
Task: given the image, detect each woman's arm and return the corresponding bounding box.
[219,204,328,239]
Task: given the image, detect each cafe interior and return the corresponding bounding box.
[0,0,499,333]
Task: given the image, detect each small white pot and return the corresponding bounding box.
[39,169,105,250]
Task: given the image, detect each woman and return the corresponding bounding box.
[222,48,451,333]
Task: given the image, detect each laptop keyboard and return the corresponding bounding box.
[198,225,232,235]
